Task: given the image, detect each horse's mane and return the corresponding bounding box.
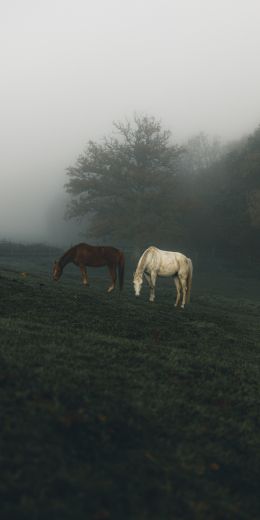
[58,243,89,262]
[136,247,156,274]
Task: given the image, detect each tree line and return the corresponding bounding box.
[0,241,61,257]
[65,115,260,262]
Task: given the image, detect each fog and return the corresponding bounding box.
[1,0,260,245]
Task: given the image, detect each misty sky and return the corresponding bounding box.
[1,0,260,245]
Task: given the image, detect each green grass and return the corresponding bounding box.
[0,258,260,519]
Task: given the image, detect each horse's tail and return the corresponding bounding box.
[118,251,125,290]
[186,258,193,303]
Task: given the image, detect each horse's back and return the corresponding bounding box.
[144,247,190,276]
[74,242,121,266]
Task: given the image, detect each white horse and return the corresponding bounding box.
[133,246,193,307]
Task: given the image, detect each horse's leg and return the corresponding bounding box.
[149,271,157,302]
[179,274,187,308]
[80,265,89,286]
[107,264,117,293]
[173,275,181,307]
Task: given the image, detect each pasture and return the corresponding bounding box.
[0,251,260,519]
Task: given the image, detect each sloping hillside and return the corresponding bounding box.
[0,262,260,519]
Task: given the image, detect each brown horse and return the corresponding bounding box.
[52,243,125,292]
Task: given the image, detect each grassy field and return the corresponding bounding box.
[0,254,260,519]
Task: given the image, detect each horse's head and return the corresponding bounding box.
[133,270,143,296]
[52,260,62,281]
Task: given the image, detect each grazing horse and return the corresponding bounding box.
[133,246,193,307]
[52,243,125,292]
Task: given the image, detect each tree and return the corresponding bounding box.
[65,115,183,248]
[180,132,223,175]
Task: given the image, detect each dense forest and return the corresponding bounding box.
[65,115,260,262]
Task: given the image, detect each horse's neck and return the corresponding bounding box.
[59,251,73,270]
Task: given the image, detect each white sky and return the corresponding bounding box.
[0,0,260,244]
